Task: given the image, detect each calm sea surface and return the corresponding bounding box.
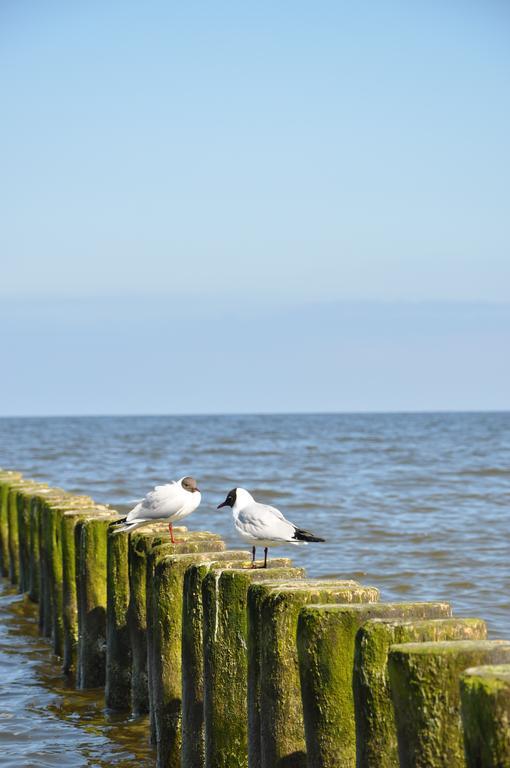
[0,412,509,766]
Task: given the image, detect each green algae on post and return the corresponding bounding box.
[203,563,305,768]
[389,640,510,768]
[250,580,379,768]
[7,485,23,585]
[16,485,51,596]
[42,502,64,651]
[36,492,93,642]
[0,471,22,576]
[43,495,96,656]
[460,663,510,768]
[147,545,228,768]
[29,489,64,606]
[62,508,107,674]
[106,525,132,709]
[34,489,68,635]
[15,484,47,593]
[128,525,220,717]
[6,481,47,588]
[28,490,56,603]
[181,552,252,768]
[17,492,32,593]
[145,535,224,751]
[28,496,40,601]
[128,526,170,716]
[297,601,452,768]
[355,617,487,768]
[76,512,120,688]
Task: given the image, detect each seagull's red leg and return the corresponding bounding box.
[263,547,268,569]
[169,522,175,544]
[251,545,256,568]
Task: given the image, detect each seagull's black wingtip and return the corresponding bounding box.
[110,516,127,526]
[293,527,325,543]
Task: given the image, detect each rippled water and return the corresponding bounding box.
[0,582,154,768]
[0,413,509,635]
[0,412,509,765]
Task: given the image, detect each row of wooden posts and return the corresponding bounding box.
[0,469,508,768]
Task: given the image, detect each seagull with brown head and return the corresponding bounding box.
[112,476,201,542]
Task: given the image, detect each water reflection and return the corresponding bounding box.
[0,582,154,768]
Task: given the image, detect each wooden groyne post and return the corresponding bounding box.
[248,579,379,768]
[460,663,510,767]
[146,538,225,766]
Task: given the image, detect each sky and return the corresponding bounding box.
[1,1,509,415]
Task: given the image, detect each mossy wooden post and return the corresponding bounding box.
[44,500,63,648]
[128,525,211,716]
[297,601,452,768]
[7,482,32,585]
[146,536,225,747]
[76,511,119,688]
[28,490,56,603]
[61,507,106,674]
[36,488,75,637]
[181,552,252,768]
[355,617,487,768]
[147,540,227,768]
[17,491,33,593]
[45,495,95,656]
[129,525,172,715]
[17,485,52,597]
[0,471,22,576]
[202,563,305,768]
[250,580,380,768]
[13,486,32,591]
[16,485,50,595]
[7,481,46,588]
[28,496,41,601]
[460,664,510,768]
[147,535,225,738]
[106,525,132,709]
[389,640,510,768]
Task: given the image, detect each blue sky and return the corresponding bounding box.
[1,1,509,414]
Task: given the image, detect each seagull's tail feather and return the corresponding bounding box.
[110,518,150,535]
[293,527,325,543]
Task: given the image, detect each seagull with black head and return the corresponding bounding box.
[217,487,325,567]
[112,476,201,542]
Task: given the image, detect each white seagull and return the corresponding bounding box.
[217,487,325,567]
[112,476,201,542]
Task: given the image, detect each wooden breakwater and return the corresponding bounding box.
[0,468,508,768]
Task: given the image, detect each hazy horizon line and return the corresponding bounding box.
[1,294,510,306]
[1,408,508,420]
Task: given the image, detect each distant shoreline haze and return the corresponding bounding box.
[1,298,509,416]
[3,410,510,417]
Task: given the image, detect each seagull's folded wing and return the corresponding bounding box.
[265,504,286,521]
[128,482,183,520]
[237,503,295,542]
